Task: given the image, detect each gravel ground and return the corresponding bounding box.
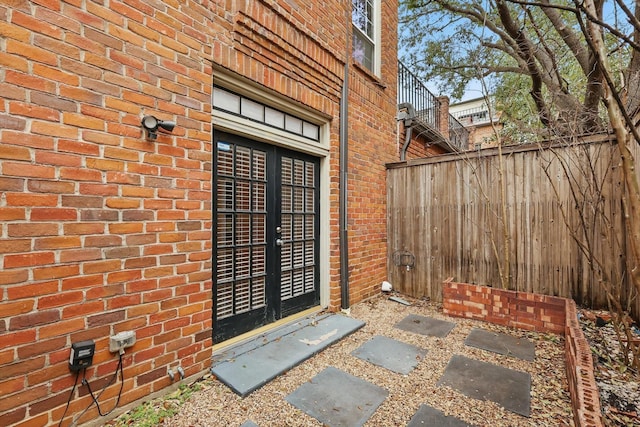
[110,293,573,426]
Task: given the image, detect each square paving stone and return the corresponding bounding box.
[465,328,535,361]
[352,335,427,374]
[407,404,476,427]
[395,314,456,338]
[286,366,388,427]
[437,355,531,417]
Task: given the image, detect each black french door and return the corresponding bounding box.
[213,131,320,343]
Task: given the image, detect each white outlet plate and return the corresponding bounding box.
[109,330,136,353]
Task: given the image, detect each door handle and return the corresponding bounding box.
[275,239,284,246]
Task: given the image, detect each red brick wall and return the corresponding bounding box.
[345,67,399,305]
[442,280,566,334]
[436,96,450,140]
[1,1,397,426]
[565,299,604,427]
[1,2,217,426]
[467,122,504,149]
[399,122,450,159]
[397,99,455,160]
[442,281,603,427]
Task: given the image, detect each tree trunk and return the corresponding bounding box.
[625,1,640,120]
[584,0,640,295]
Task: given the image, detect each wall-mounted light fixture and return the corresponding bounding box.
[141,115,176,140]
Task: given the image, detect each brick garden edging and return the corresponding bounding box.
[442,280,603,427]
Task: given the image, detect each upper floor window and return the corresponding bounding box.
[352,0,379,74]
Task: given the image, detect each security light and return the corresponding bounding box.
[141,115,176,139]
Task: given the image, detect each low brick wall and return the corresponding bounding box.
[442,280,566,334]
[442,281,603,427]
[564,299,603,427]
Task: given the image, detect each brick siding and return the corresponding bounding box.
[0,1,398,425]
[442,280,566,334]
[443,281,603,427]
[1,2,216,425]
[400,122,451,159]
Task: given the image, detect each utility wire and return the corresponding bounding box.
[70,351,124,426]
[57,370,80,427]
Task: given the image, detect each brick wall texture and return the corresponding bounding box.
[399,122,450,160]
[0,1,398,426]
[443,281,604,427]
[442,280,566,334]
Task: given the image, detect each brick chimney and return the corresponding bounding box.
[437,96,450,140]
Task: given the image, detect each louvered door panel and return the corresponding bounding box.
[280,156,318,307]
[214,141,267,325]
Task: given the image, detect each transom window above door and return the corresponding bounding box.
[213,86,320,142]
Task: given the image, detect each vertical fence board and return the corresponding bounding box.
[387,136,640,320]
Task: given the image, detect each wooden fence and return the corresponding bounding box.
[386,134,640,320]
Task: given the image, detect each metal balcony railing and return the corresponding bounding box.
[398,62,440,131]
[398,61,469,152]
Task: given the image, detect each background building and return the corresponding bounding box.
[449,97,502,149]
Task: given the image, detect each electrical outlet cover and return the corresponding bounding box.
[109,331,136,352]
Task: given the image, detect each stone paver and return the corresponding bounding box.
[407,404,476,426]
[395,314,456,338]
[437,355,531,417]
[465,328,535,361]
[286,366,388,427]
[352,335,427,374]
